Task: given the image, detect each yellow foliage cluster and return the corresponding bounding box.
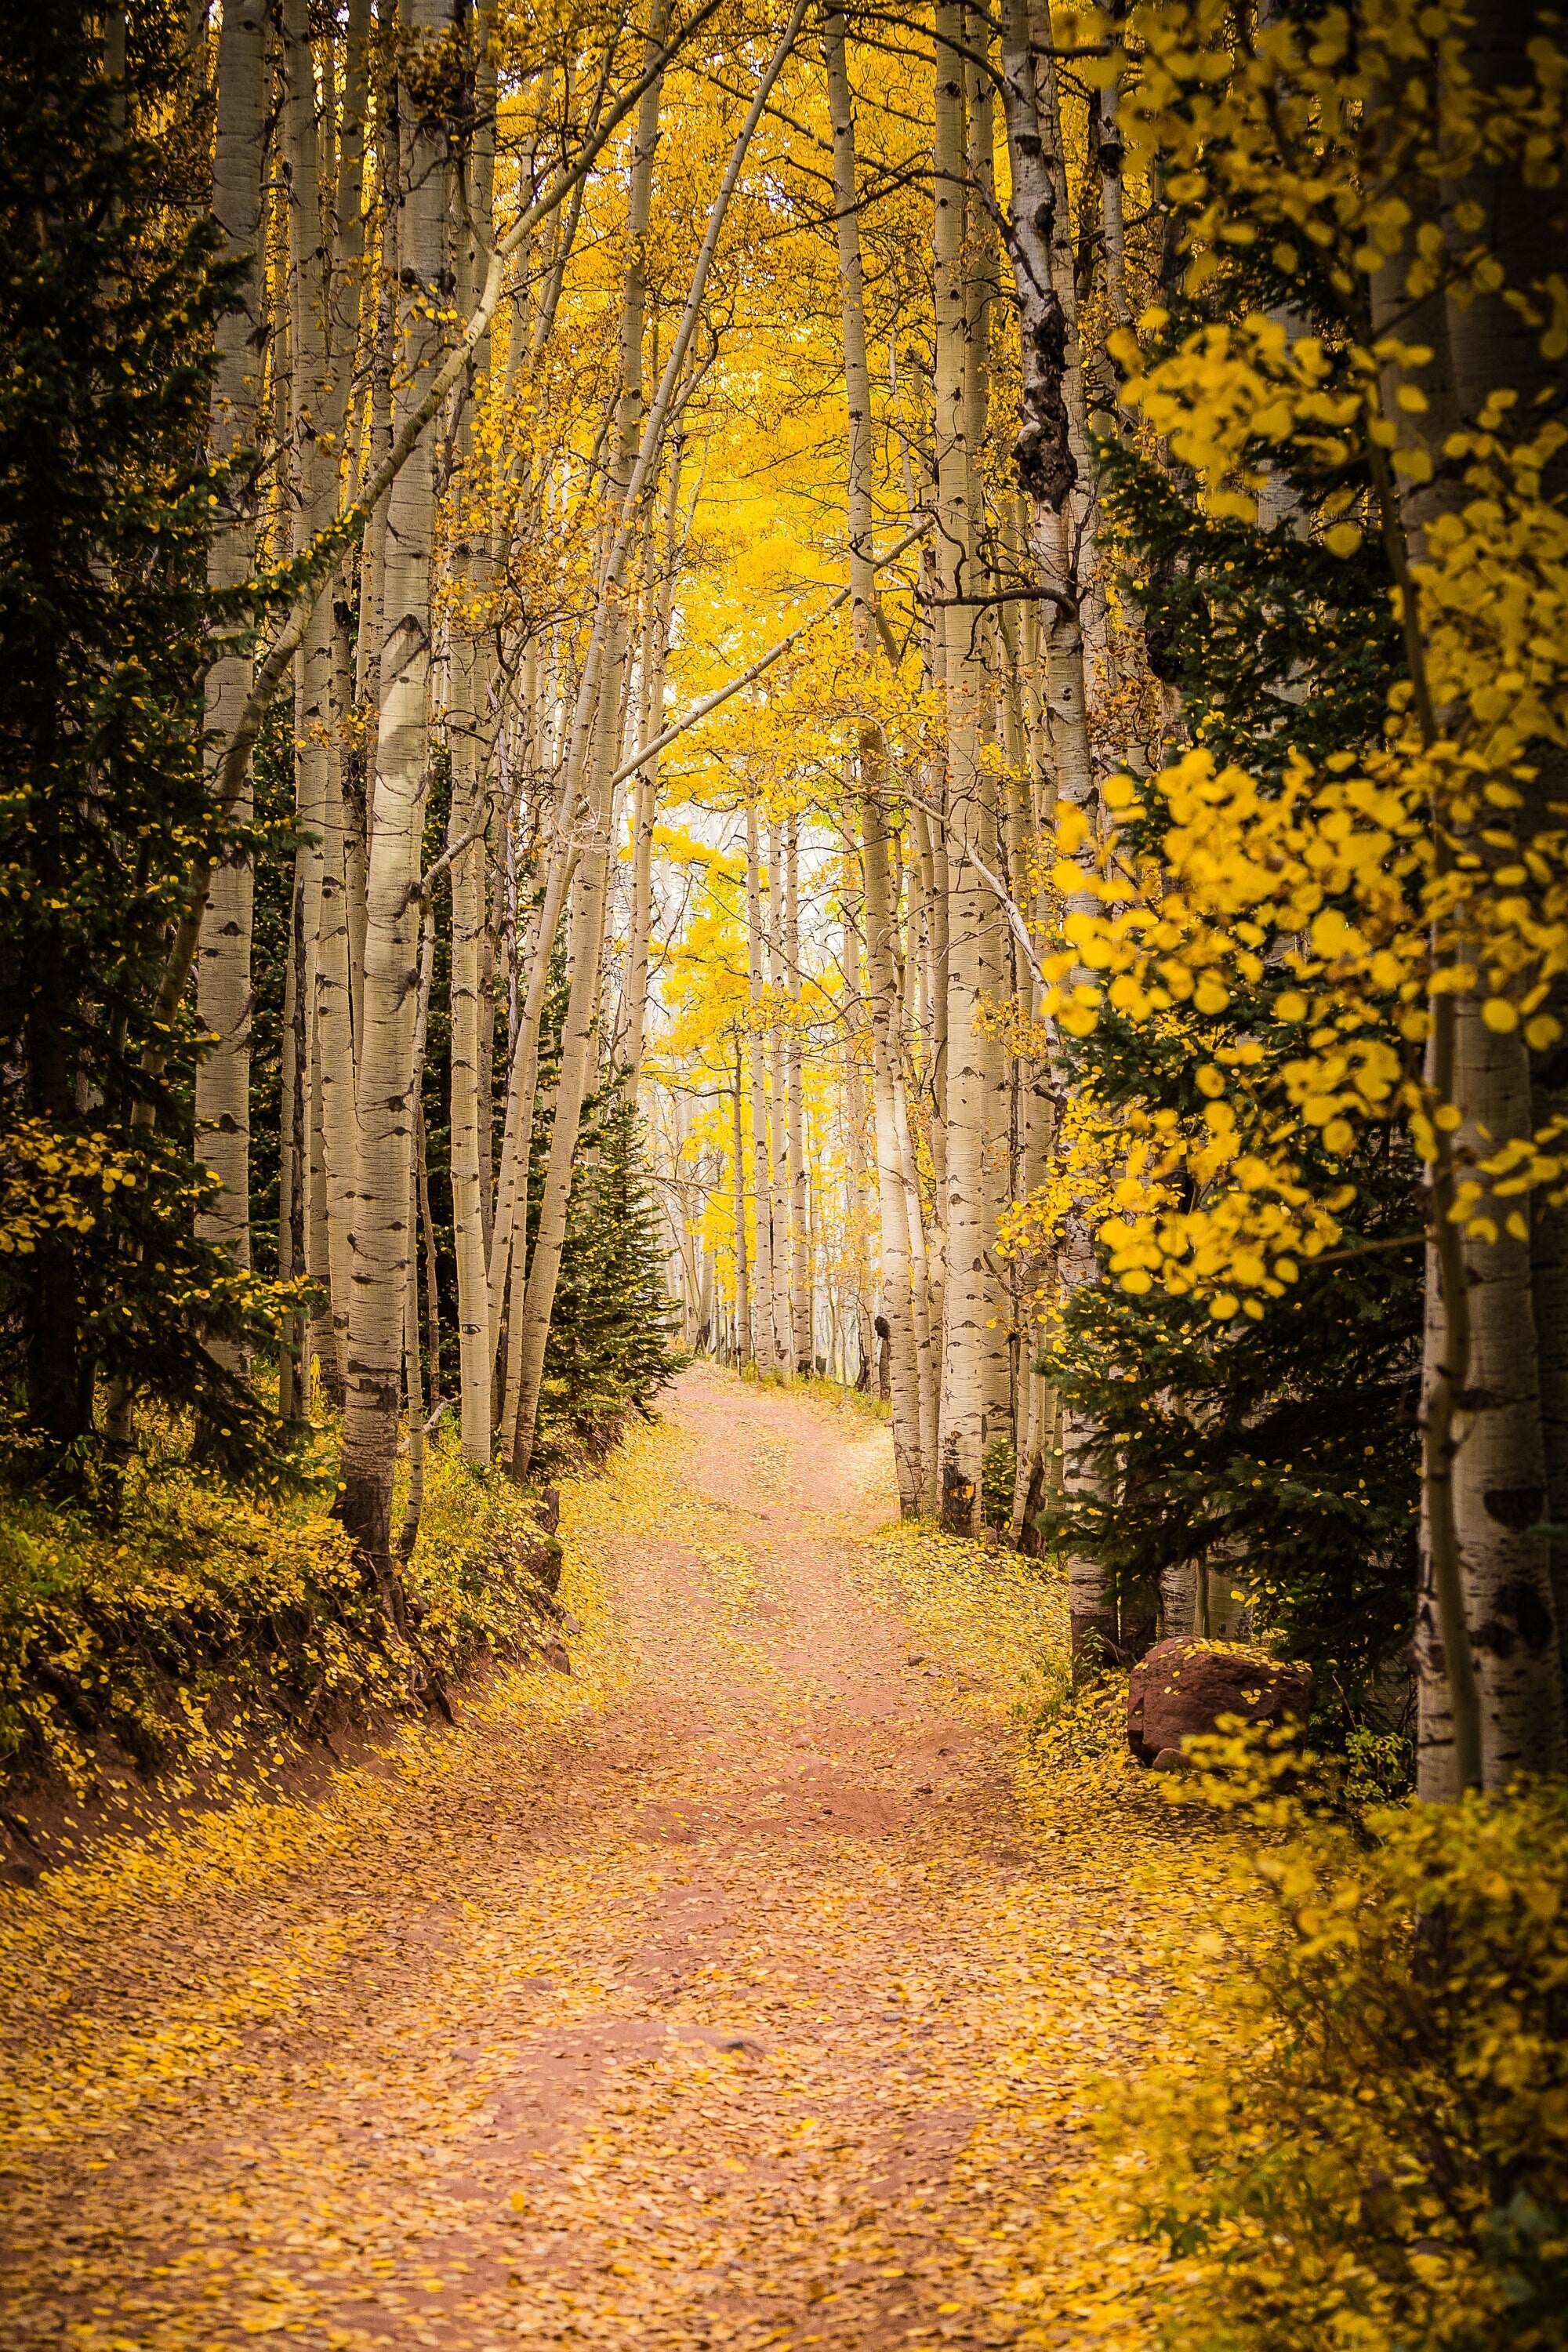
[1029,610,1568,1305]
[1008,2,1568,1313]
[1098,1754,1568,2350]
[0,1116,140,1254]
[0,1422,558,1799]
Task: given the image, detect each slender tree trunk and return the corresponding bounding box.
[496,830,577,1462]
[622,441,683,1077]
[746,807,779,1379]
[999,0,1113,1656]
[933,0,987,1537]
[786,816,812,1373]
[339,0,452,1586]
[732,1044,751,1367]
[1363,0,1568,1788]
[768,820,795,1383]
[281,0,336,1399]
[398,906,437,1561]
[826,0,924,1502]
[446,1,499,1461]
[193,0,268,1330]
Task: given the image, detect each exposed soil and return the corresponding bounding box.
[0,1365,1181,2352]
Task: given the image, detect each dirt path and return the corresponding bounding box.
[0,1367,1185,2352]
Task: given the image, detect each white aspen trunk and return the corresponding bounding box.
[446,1,499,1463]
[864,788,926,1514]
[699,1201,716,1352]
[397,906,437,1562]
[731,1045,752,1367]
[509,811,614,1476]
[892,1039,938,1484]
[934,0,987,1537]
[1534,1035,1568,1736]
[1374,0,1568,1787]
[1459,1031,1567,1780]
[1000,0,1114,1657]
[339,0,451,1580]
[1026,1,1106,681]
[349,121,394,1057]
[768,819,795,1383]
[495,832,576,1461]
[449,800,492,1459]
[839,796,874,1387]
[786,818,812,1374]
[1441,4,1567,1785]
[193,0,268,1323]
[746,807,779,1379]
[283,0,335,1373]
[964,49,1014,1472]
[825,0,924,1496]
[311,0,370,1401]
[622,439,684,1076]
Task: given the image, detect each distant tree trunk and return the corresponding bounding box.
[622,440,684,1077]
[398,906,437,1562]
[492,826,575,1436]
[732,1045,751,1366]
[768,818,795,1384]
[786,815,812,1374]
[746,806,779,1379]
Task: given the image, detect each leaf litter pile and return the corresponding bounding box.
[0,1365,1220,2350]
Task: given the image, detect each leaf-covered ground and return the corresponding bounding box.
[0,1365,1217,2350]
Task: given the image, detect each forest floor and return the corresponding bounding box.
[0,1364,1214,2352]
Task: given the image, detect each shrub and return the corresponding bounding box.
[0,1419,562,1798]
[1115,1775,1568,2350]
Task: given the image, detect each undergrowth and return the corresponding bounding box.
[1075,1733,1568,2352]
[0,1414,559,1798]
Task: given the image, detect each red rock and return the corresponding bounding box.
[1127,1638,1312,1766]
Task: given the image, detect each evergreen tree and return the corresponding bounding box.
[1032,397,1421,1719]
[540,1091,686,1457]
[0,2,296,1486]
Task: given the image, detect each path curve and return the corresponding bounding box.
[0,1367,1174,2352]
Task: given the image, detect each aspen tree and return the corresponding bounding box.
[339,0,453,1581]
[622,436,685,1076]
[824,0,923,1506]
[312,0,371,1403]
[448,0,500,1463]
[768,818,795,1381]
[497,829,579,1465]
[996,0,1113,1654]
[837,808,875,1387]
[282,0,336,1401]
[1414,1,1566,1789]
[746,805,780,1379]
[964,27,1015,1468]
[192,0,268,1322]
[398,902,437,1561]
[932,0,989,1536]
[731,1038,751,1365]
[786,815,812,1374]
